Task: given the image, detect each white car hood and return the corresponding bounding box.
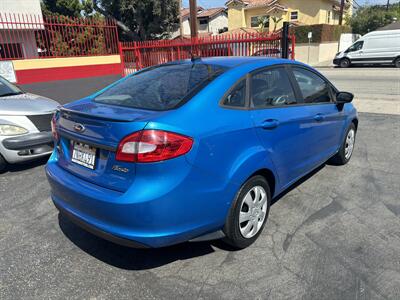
[0,93,59,116]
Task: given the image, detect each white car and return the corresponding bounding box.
[0,76,59,171]
[334,29,400,68]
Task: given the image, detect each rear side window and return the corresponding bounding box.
[222,79,246,107]
[94,63,226,111]
[292,68,332,103]
[250,67,296,108]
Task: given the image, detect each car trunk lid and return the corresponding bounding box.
[56,101,162,192]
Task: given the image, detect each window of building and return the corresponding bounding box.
[290,11,299,21]
[251,15,269,28]
[292,68,332,104]
[199,18,208,25]
[251,67,297,108]
[327,11,331,24]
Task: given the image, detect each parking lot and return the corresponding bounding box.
[1,68,399,299]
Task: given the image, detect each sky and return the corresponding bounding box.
[182,0,398,9]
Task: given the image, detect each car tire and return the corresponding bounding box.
[394,58,400,68]
[330,123,357,165]
[0,153,6,173]
[222,175,271,249]
[339,58,351,68]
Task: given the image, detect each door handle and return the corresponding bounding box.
[314,114,325,122]
[261,119,280,129]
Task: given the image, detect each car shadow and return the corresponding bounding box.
[0,156,49,174]
[58,214,218,270]
[58,163,326,270]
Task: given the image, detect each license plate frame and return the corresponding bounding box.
[71,141,97,169]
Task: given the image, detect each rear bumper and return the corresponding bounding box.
[0,132,53,163]
[55,201,148,248]
[46,152,234,248]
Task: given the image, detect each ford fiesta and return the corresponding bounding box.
[46,57,358,249]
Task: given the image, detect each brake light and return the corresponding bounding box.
[51,114,58,141]
[116,130,193,163]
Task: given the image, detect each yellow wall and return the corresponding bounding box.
[227,0,349,31]
[12,55,121,71]
[228,4,245,30]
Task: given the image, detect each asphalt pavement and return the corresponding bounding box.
[1,68,400,299]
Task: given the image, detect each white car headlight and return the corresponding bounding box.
[0,124,28,136]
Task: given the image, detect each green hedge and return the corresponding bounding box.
[290,24,352,43]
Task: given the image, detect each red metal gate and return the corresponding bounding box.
[120,33,295,76]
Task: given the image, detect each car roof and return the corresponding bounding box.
[177,56,300,69]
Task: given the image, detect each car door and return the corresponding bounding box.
[249,66,321,188]
[345,40,364,63]
[290,66,346,165]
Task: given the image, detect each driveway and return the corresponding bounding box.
[1,68,399,299]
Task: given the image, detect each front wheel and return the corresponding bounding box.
[339,58,351,68]
[330,123,357,165]
[0,153,7,173]
[394,58,400,68]
[223,175,271,249]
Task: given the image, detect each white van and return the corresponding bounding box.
[333,29,400,68]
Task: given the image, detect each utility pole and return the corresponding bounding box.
[339,0,345,25]
[189,0,198,38]
[386,0,390,11]
[178,0,183,37]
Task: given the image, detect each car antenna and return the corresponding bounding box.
[190,51,201,63]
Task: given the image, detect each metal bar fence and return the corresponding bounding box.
[0,13,119,60]
[120,33,296,76]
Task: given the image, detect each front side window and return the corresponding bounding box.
[292,68,332,103]
[222,79,246,107]
[346,41,364,53]
[250,67,296,108]
[94,63,226,111]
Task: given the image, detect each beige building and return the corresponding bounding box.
[226,0,353,32]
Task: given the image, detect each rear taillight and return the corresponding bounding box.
[116,130,193,163]
[51,114,58,141]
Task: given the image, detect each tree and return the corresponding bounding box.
[257,16,270,33]
[271,16,283,32]
[41,0,94,17]
[93,0,180,40]
[347,4,400,35]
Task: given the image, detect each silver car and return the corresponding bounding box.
[0,76,59,171]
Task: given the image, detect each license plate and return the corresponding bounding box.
[71,141,97,169]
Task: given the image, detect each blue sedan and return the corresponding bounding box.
[46,57,358,249]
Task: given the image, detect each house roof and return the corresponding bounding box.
[226,0,348,9]
[181,7,225,20]
[197,7,226,18]
[377,21,400,31]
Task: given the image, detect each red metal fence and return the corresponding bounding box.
[120,33,296,76]
[0,13,119,60]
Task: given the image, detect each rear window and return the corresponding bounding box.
[94,63,227,110]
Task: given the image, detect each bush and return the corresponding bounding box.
[290,24,351,43]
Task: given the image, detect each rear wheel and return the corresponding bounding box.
[0,153,6,173]
[223,175,271,249]
[330,123,356,165]
[340,58,351,68]
[394,58,400,68]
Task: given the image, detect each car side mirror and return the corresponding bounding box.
[336,92,353,104]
